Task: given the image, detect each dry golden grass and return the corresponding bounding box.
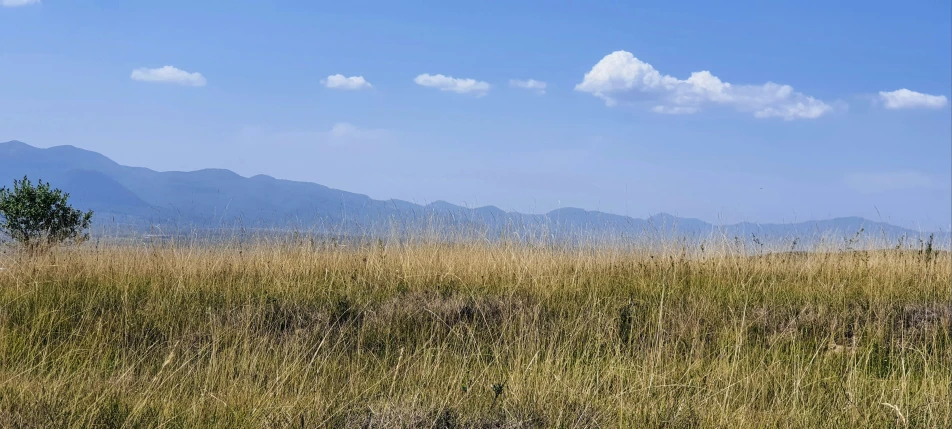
[0,235,948,427]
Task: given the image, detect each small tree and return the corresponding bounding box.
[0,176,93,253]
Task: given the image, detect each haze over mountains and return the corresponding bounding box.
[0,140,945,244]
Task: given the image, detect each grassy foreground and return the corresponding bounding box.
[0,238,948,428]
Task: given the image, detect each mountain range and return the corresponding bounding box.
[0,140,945,245]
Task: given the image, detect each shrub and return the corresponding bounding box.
[0,175,93,253]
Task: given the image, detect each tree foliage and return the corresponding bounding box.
[0,176,93,252]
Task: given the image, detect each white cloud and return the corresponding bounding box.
[878,89,947,110]
[2,0,40,7]
[329,122,358,137]
[575,51,832,120]
[326,122,388,146]
[651,105,698,115]
[241,123,390,148]
[130,66,206,87]
[322,74,372,90]
[414,74,490,96]
[510,79,547,94]
[844,171,945,193]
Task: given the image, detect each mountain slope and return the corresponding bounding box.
[0,140,944,243]
[0,141,418,228]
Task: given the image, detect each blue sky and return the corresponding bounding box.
[2,0,950,229]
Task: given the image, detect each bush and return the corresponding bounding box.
[0,175,93,253]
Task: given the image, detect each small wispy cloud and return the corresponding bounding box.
[325,122,388,146]
[651,105,698,115]
[844,171,945,193]
[241,123,390,148]
[878,89,948,110]
[130,66,206,87]
[575,51,832,120]
[414,74,490,96]
[2,0,40,7]
[322,74,372,90]
[510,79,547,95]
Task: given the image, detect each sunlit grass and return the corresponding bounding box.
[0,233,948,427]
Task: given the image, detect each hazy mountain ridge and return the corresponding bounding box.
[0,140,946,244]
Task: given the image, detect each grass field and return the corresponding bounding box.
[0,235,948,427]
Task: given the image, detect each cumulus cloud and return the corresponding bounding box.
[130,66,206,87]
[878,89,947,110]
[414,74,490,96]
[510,79,547,94]
[2,0,40,7]
[322,74,372,90]
[575,51,832,120]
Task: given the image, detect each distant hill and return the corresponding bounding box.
[0,140,946,246]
